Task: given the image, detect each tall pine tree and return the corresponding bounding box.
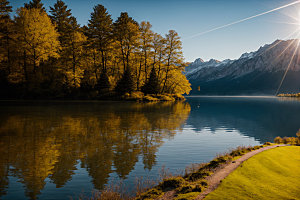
[88,4,113,72]
[24,0,45,12]
[113,12,140,71]
[88,4,113,93]
[49,0,72,43]
[50,1,86,89]
[0,0,12,75]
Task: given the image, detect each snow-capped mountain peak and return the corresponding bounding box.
[186,39,300,95]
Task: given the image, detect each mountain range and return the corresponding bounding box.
[185,39,300,95]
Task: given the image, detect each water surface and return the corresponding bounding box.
[0,97,299,199]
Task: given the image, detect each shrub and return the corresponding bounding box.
[199,180,208,187]
[192,184,203,192]
[187,171,210,181]
[177,185,193,194]
[136,188,161,200]
[143,95,159,102]
[128,91,144,100]
[283,137,292,144]
[296,129,300,138]
[172,94,185,101]
[159,94,175,101]
[264,142,271,145]
[158,177,185,191]
[274,136,283,144]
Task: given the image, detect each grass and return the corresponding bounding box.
[205,146,300,200]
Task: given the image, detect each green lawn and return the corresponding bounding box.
[205,146,300,200]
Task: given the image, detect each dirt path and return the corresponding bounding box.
[195,144,286,200]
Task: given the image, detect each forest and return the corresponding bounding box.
[0,0,191,99]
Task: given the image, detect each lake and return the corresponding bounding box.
[0,96,299,199]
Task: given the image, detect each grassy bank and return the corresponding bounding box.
[136,144,271,200]
[84,133,300,200]
[205,146,300,200]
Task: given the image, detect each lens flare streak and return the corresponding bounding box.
[275,40,300,95]
[185,1,300,39]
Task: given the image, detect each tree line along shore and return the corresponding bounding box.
[277,93,300,98]
[0,0,191,100]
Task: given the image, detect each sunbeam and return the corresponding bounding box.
[275,39,300,95]
[274,36,299,60]
[256,28,300,58]
[185,1,300,40]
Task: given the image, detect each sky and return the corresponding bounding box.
[10,0,300,62]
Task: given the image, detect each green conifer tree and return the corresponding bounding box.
[115,67,135,95]
[87,4,113,72]
[49,0,72,43]
[95,69,110,94]
[0,0,12,75]
[24,0,45,11]
[141,67,160,94]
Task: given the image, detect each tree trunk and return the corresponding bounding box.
[23,50,28,82]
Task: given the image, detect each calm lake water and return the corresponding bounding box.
[0,96,299,199]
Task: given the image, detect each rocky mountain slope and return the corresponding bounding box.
[186,39,300,95]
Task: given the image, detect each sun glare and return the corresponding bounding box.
[298,11,300,27]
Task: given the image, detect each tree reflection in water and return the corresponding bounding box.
[0,101,190,199]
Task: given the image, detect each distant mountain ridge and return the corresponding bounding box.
[186,39,300,95]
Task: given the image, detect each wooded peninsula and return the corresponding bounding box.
[0,0,191,100]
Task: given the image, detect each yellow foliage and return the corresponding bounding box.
[15,8,60,66]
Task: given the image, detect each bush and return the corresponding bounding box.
[187,172,210,181]
[143,95,159,102]
[177,185,193,194]
[264,142,271,145]
[137,188,160,199]
[192,184,203,192]
[158,177,185,191]
[159,94,175,101]
[172,94,185,101]
[274,136,283,144]
[200,180,208,187]
[127,91,144,100]
[283,137,292,144]
[296,129,300,138]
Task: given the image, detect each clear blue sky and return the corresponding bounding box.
[10,0,300,62]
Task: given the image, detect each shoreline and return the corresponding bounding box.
[136,134,299,200]
[136,144,273,200]
[0,93,186,102]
